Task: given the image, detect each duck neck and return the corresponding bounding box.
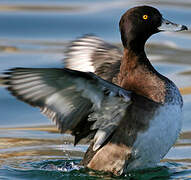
[126,38,146,55]
[120,27,149,55]
[117,48,165,103]
[119,47,150,72]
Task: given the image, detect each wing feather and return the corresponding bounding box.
[64,35,122,83]
[4,68,131,150]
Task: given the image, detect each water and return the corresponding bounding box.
[0,0,191,179]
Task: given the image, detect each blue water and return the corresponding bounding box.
[0,0,191,179]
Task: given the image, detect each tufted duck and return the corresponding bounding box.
[3,6,188,175]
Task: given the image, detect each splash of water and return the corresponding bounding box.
[40,160,82,172]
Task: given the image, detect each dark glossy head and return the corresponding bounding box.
[119,6,187,53]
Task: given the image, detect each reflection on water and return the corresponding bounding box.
[0,0,191,179]
[0,128,190,179]
[0,128,191,179]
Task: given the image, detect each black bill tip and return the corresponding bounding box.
[181,25,188,31]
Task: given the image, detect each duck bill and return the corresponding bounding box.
[158,18,188,32]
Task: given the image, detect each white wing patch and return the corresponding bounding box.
[64,36,104,72]
[64,35,122,80]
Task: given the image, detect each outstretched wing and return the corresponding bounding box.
[4,68,131,151]
[0,76,7,87]
[64,35,122,83]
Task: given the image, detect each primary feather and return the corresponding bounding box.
[4,68,131,148]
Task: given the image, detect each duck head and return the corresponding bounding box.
[119,6,188,53]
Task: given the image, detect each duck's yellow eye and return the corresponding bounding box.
[143,15,148,20]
